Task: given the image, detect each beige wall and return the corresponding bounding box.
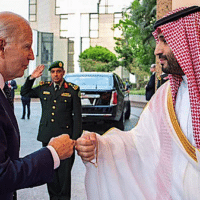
[90,14,116,54]
[172,0,200,9]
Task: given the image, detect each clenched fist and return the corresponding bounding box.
[75,131,97,162]
[48,134,75,160]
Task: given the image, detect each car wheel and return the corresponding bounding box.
[115,111,125,130]
[125,100,131,119]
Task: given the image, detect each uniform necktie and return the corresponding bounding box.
[55,84,59,91]
[3,84,14,108]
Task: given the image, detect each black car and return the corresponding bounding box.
[64,72,131,130]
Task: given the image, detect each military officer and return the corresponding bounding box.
[21,61,82,200]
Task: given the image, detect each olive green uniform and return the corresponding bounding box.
[21,76,82,200]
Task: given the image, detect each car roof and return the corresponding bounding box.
[65,72,114,77]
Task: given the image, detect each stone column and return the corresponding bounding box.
[155,0,172,89]
[173,0,200,9]
[157,0,172,20]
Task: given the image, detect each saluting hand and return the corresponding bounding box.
[30,64,45,79]
[75,131,97,162]
[48,134,75,160]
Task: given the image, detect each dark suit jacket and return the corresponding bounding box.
[21,76,82,143]
[145,73,155,101]
[0,90,54,200]
[5,80,17,100]
[157,73,169,89]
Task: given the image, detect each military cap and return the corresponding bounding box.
[48,61,64,71]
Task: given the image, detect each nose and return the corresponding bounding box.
[28,48,35,60]
[154,41,164,56]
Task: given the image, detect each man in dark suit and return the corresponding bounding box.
[21,61,82,200]
[145,64,156,101]
[5,80,17,101]
[0,12,75,200]
[21,95,31,119]
[157,73,169,89]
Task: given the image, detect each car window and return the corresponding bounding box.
[114,74,124,90]
[65,75,113,90]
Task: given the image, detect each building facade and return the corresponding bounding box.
[19,0,131,85]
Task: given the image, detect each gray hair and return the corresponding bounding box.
[0,12,29,42]
[150,64,156,68]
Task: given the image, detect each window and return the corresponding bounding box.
[90,14,99,38]
[55,0,60,15]
[114,74,124,90]
[67,38,74,73]
[41,33,53,81]
[29,0,37,22]
[114,12,123,37]
[81,14,89,38]
[99,0,114,14]
[41,33,53,64]
[60,15,68,38]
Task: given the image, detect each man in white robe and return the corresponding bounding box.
[76,6,200,200]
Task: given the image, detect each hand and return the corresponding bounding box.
[30,65,45,79]
[75,131,97,162]
[48,134,75,160]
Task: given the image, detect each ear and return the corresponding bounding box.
[0,38,5,58]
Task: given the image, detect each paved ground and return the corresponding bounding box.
[13,101,143,199]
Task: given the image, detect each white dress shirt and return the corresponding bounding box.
[175,75,195,146]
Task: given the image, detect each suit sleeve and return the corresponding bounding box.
[20,76,40,98]
[0,115,54,194]
[0,149,54,194]
[72,87,82,140]
[146,74,155,91]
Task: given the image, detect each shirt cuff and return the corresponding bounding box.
[46,146,60,169]
[29,75,34,80]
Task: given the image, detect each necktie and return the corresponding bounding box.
[55,84,59,91]
[3,84,14,108]
[8,81,11,88]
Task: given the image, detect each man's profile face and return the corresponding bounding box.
[2,20,34,81]
[50,68,65,84]
[150,67,155,73]
[154,33,184,75]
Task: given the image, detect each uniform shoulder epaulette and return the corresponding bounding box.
[68,82,79,90]
[39,81,51,86]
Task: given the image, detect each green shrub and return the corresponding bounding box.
[79,46,117,63]
[79,46,119,72]
[129,88,145,95]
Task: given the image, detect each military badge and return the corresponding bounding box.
[40,81,51,86]
[59,62,63,67]
[64,82,68,88]
[40,81,44,85]
[43,91,50,95]
[73,85,79,90]
[61,93,71,97]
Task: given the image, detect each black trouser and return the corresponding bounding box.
[43,142,75,200]
[21,99,30,119]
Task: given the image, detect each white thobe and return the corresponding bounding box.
[84,79,200,200]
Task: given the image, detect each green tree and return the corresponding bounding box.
[114,0,156,73]
[79,46,119,72]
